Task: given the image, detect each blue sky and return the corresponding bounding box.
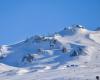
[0,0,100,45]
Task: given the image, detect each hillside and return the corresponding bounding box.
[0,25,100,80]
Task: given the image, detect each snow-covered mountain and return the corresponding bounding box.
[0,25,100,80]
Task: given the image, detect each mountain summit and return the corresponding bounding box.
[0,25,100,80]
[0,25,100,69]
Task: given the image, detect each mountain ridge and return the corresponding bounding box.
[0,25,100,69]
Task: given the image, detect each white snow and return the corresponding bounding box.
[17,68,29,75]
[89,32,100,44]
[0,25,100,80]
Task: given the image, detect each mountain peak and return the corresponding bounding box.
[0,25,100,69]
[58,25,87,36]
[72,24,85,29]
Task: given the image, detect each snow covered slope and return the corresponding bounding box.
[0,25,100,80]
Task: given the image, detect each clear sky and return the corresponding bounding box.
[0,0,100,45]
